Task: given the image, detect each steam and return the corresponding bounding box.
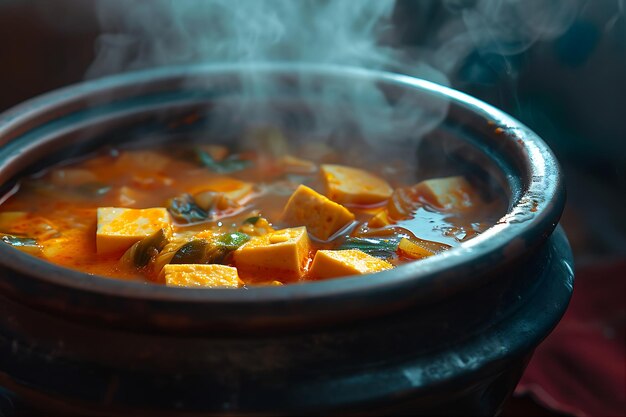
[434,0,579,76]
[86,0,582,148]
[87,0,397,76]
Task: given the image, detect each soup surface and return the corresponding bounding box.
[0,135,504,287]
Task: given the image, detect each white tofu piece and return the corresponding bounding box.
[115,150,171,172]
[233,226,311,280]
[96,207,171,254]
[414,176,478,210]
[163,264,241,288]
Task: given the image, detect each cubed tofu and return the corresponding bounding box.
[309,249,393,280]
[233,226,311,279]
[0,211,29,233]
[115,150,171,172]
[321,164,393,205]
[281,185,355,241]
[413,176,477,210]
[96,207,171,254]
[41,229,85,260]
[131,173,174,190]
[299,142,336,161]
[397,238,435,260]
[116,186,151,207]
[6,215,59,241]
[188,176,254,203]
[164,264,241,288]
[280,155,317,174]
[368,209,392,228]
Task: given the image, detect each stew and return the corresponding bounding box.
[0,134,504,287]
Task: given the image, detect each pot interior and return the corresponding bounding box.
[0,65,563,328]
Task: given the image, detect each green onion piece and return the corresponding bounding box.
[339,236,400,258]
[167,194,208,223]
[169,233,249,266]
[122,229,169,268]
[196,149,251,173]
[243,216,261,225]
[1,234,41,254]
[171,239,212,264]
[216,232,250,250]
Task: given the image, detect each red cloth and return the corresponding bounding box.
[515,260,626,417]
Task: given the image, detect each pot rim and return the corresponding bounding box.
[0,63,565,306]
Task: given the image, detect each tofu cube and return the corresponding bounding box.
[233,226,311,279]
[115,150,171,172]
[0,211,29,233]
[413,176,477,211]
[188,176,253,203]
[164,264,242,288]
[280,155,317,174]
[96,207,171,254]
[368,209,392,228]
[281,185,355,241]
[309,249,393,280]
[321,164,393,205]
[397,237,435,260]
[116,186,151,207]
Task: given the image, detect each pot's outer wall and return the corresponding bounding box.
[0,65,573,414]
[0,229,572,415]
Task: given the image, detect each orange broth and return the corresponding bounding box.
[0,143,503,286]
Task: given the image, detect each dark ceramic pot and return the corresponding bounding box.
[0,64,573,416]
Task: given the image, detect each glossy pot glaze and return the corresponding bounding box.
[0,64,573,415]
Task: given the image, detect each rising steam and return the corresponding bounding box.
[87,0,397,75]
[86,0,581,146]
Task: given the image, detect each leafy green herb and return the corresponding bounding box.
[339,236,400,258]
[1,233,41,254]
[171,239,212,264]
[196,148,251,173]
[167,194,208,223]
[243,216,261,225]
[122,229,169,268]
[216,232,250,250]
[170,232,250,265]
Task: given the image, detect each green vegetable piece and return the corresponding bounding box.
[170,240,229,265]
[243,216,261,225]
[122,229,169,268]
[169,232,250,266]
[196,148,251,173]
[339,236,400,258]
[167,193,208,223]
[1,233,41,255]
[216,232,250,250]
[171,239,212,264]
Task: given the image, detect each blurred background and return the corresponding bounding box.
[0,0,624,415]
